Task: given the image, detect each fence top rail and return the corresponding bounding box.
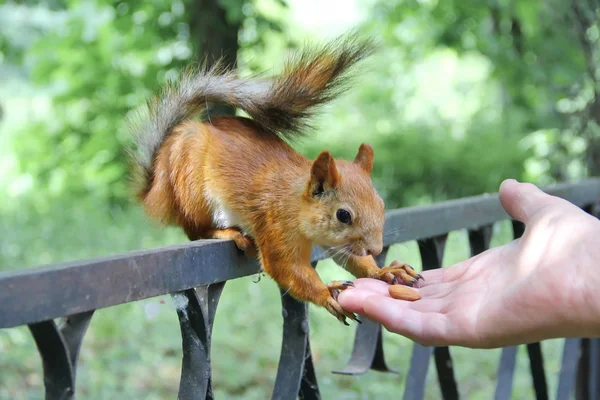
[1,178,599,329]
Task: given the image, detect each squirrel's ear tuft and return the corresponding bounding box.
[354,143,374,174]
[308,150,340,197]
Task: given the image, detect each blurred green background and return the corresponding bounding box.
[0,0,598,398]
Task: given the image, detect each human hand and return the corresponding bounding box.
[338,179,600,348]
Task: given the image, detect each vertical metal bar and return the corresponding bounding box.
[57,311,95,384]
[588,205,600,400]
[272,278,320,400]
[332,318,395,375]
[557,338,582,400]
[590,339,600,400]
[370,321,397,373]
[425,235,458,400]
[403,235,459,400]
[494,221,525,400]
[299,340,320,400]
[370,248,398,374]
[576,338,591,400]
[199,283,225,400]
[333,247,397,375]
[173,283,224,400]
[403,345,434,400]
[467,225,493,257]
[29,320,75,400]
[434,346,459,400]
[418,235,447,270]
[468,224,497,398]
[576,205,600,400]
[511,220,525,240]
[494,346,518,400]
[527,342,548,400]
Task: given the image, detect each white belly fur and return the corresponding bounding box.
[204,189,244,231]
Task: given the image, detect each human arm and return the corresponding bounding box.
[338,179,600,348]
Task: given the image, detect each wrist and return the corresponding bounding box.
[563,213,600,337]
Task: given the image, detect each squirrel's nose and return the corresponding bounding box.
[366,246,382,257]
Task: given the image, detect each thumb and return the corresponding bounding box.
[498,179,553,224]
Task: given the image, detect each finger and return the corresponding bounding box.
[361,295,451,346]
[498,179,554,224]
[338,286,392,314]
[349,278,393,294]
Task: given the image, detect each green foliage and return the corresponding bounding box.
[362,0,597,180]
[372,128,529,206]
[9,0,193,207]
[301,121,529,207]
[6,0,597,211]
[4,0,287,210]
[294,42,531,206]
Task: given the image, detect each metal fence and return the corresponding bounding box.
[1,179,600,400]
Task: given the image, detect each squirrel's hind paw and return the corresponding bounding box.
[229,231,257,257]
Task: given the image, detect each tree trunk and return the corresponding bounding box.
[188,0,242,117]
[586,99,600,176]
[570,0,600,176]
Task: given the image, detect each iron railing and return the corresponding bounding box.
[1,179,600,400]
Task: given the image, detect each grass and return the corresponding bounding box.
[0,202,568,400]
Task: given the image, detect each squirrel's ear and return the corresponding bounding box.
[354,143,374,174]
[308,150,340,196]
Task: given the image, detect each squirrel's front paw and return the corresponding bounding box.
[325,281,360,325]
[371,260,423,287]
[324,296,360,326]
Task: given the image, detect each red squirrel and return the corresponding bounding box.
[129,33,422,325]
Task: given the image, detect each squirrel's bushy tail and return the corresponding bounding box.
[128,32,375,198]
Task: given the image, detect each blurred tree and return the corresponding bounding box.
[3,0,285,210]
[570,0,600,176]
[189,0,241,116]
[363,0,599,183]
[4,0,597,213]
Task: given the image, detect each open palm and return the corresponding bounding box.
[338,180,600,348]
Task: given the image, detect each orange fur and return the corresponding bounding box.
[140,115,390,323]
[130,34,421,324]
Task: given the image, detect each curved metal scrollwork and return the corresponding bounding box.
[28,310,94,400]
[403,234,459,400]
[172,283,225,400]
[333,247,396,375]
[271,262,321,400]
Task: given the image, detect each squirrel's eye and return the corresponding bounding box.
[336,209,352,224]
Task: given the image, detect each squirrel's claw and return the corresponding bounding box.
[325,296,359,326]
[325,280,359,325]
[372,261,423,287]
[327,280,354,301]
